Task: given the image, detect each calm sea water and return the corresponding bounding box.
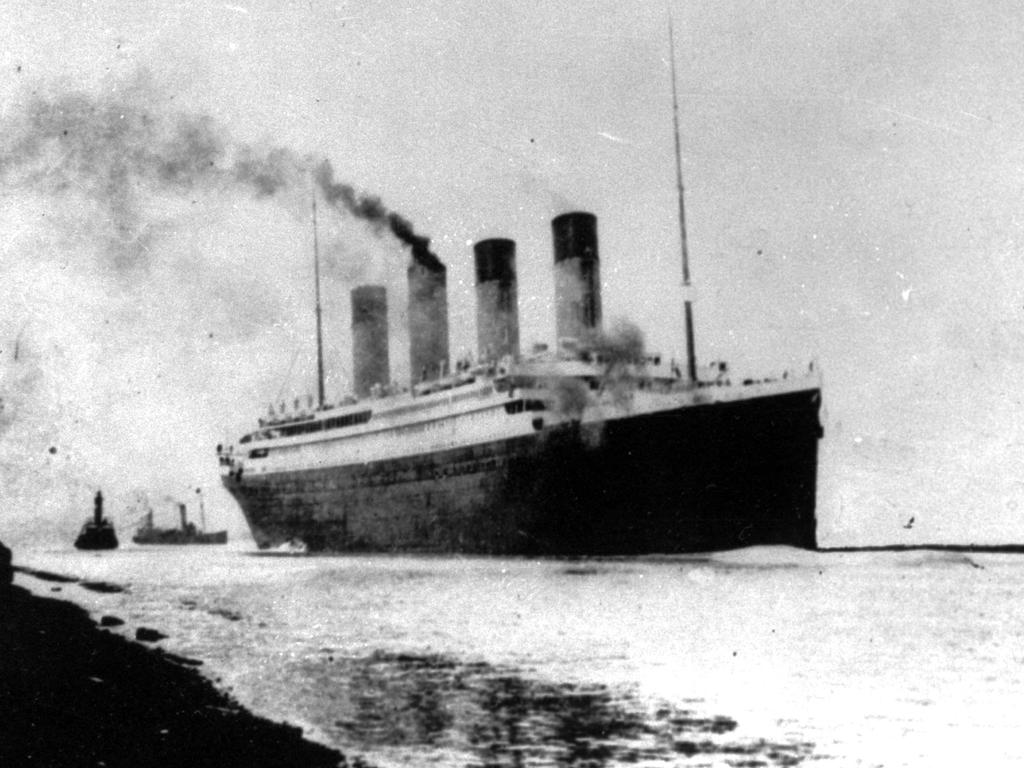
[12,544,1024,767]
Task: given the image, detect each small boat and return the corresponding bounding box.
[132,492,227,545]
[74,491,118,551]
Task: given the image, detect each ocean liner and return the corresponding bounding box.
[218,34,823,555]
[219,204,822,554]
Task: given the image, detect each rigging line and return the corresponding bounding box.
[274,347,301,406]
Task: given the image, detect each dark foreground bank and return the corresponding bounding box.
[0,580,346,768]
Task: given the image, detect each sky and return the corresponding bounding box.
[2,0,1024,546]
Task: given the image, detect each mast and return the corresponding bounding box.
[312,183,326,410]
[196,487,207,532]
[669,14,698,385]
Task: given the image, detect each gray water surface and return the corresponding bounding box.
[15,545,1020,767]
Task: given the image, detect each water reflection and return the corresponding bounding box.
[308,651,814,767]
[343,653,457,746]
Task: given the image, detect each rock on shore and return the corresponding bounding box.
[0,579,346,768]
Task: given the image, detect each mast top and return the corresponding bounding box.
[668,14,690,287]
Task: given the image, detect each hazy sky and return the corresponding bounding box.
[2,0,1024,545]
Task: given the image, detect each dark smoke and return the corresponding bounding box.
[551,377,590,420]
[0,80,235,269]
[548,321,645,419]
[584,319,647,406]
[584,319,645,369]
[158,114,225,187]
[0,72,446,542]
[233,145,305,197]
[314,159,444,272]
[0,74,443,271]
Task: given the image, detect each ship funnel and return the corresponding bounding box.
[351,285,390,397]
[408,262,450,383]
[473,238,520,363]
[552,212,601,345]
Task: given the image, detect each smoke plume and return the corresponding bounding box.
[584,318,647,406]
[546,321,646,419]
[551,377,590,420]
[0,71,442,545]
[0,74,442,273]
[584,319,645,369]
[314,160,444,272]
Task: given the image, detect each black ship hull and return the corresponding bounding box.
[224,388,822,555]
[74,523,119,551]
[132,531,228,545]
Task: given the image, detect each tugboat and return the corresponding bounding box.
[74,491,119,550]
[132,491,228,545]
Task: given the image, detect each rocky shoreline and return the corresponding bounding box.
[0,542,347,768]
